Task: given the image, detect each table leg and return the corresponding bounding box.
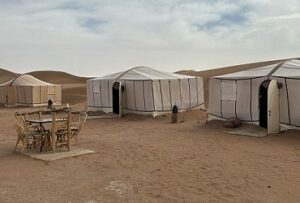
[51,131,56,152]
[39,124,46,152]
[51,113,56,152]
[40,135,45,152]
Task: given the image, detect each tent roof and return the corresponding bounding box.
[214,59,300,79]
[0,74,53,86]
[91,66,196,81]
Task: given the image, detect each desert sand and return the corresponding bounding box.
[0,61,300,202]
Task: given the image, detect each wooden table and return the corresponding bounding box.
[26,118,52,152]
[26,117,68,152]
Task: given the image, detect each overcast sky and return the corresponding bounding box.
[0,0,300,76]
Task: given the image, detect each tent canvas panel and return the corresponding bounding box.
[169,79,181,108]
[143,81,154,111]
[221,80,237,101]
[134,81,146,111]
[197,77,204,106]
[180,79,190,109]
[286,79,300,126]
[0,87,6,103]
[16,86,32,104]
[160,80,172,111]
[40,86,48,103]
[7,86,16,105]
[48,86,54,94]
[90,80,101,107]
[208,79,221,117]
[16,86,23,104]
[100,80,110,108]
[93,92,101,107]
[221,100,236,118]
[108,80,115,108]
[32,86,41,104]
[92,80,101,107]
[152,80,162,111]
[24,86,33,104]
[236,80,251,121]
[189,78,198,108]
[125,80,135,110]
[54,85,62,102]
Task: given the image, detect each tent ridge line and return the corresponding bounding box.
[267,61,287,77]
[115,66,152,80]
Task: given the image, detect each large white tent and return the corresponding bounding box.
[0,74,61,107]
[87,66,204,116]
[208,59,300,129]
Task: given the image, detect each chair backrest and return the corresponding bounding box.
[14,113,29,140]
[52,112,71,133]
[15,112,26,126]
[15,123,26,138]
[71,111,88,131]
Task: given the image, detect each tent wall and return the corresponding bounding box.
[285,79,300,126]
[54,85,62,103]
[47,85,61,103]
[16,86,33,105]
[48,86,55,102]
[87,77,204,116]
[0,87,6,104]
[31,85,62,105]
[271,77,300,127]
[0,75,61,107]
[7,86,17,106]
[41,86,49,103]
[8,85,62,106]
[209,76,300,128]
[208,77,267,122]
[32,86,41,104]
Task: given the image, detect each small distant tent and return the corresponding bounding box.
[87,66,204,117]
[208,59,300,130]
[0,74,62,107]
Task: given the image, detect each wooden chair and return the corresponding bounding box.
[51,112,71,151]
[70,111,88,141]
[14,112,44,152]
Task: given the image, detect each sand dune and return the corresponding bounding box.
[28,70,88,84]
[0,68,17,83]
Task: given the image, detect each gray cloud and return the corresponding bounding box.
[0,0,299,76]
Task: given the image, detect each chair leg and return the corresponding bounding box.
[40,138,45,152]
[21,139,25,153]
[14,138,20,151]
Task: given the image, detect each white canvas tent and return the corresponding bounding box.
[208,59,300,130]
[0,74,61,107]
[87,66,204,117]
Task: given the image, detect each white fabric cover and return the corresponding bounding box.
[87,66,204,116]
[209,59,300,128]
[221,81,236,101]
[0,74,62,106]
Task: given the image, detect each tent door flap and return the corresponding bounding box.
[268,79,280,134]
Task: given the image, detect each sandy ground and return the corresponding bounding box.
[0,102,299,203]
